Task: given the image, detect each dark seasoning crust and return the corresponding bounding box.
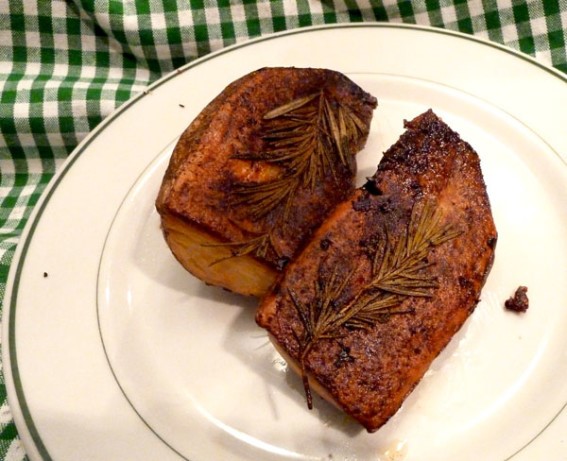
[256,110,498,432]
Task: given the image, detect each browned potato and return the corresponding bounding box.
[156,67,377,296]
[256,110,497,432]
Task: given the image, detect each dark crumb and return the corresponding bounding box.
[43,272,48,278]
[362,178,382,196]
[320,238,331,250]
[352,195,372,212]
[505,286,529,313]
[334,344,355,368]
[276,257,290,271]
[179,104,185,108]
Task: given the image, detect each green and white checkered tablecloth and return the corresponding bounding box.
[0,1,565,459]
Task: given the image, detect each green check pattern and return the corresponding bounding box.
[0,1,565,459]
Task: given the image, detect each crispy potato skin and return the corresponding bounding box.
[256,110,498,431]
[156,67,377,296]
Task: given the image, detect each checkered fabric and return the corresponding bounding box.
[0,1,565,459]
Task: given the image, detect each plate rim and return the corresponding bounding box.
[3,23,567,461]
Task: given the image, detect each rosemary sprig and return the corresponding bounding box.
[220,92,365,260]
[231,91,363,217]
[289,198,460,408]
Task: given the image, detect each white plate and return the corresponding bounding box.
[3,24,567,461]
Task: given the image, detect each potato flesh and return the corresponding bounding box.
[161,213,277,297]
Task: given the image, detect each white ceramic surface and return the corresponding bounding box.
[3,24,567,461]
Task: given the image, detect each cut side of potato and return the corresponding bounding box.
[160,213,276,297]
